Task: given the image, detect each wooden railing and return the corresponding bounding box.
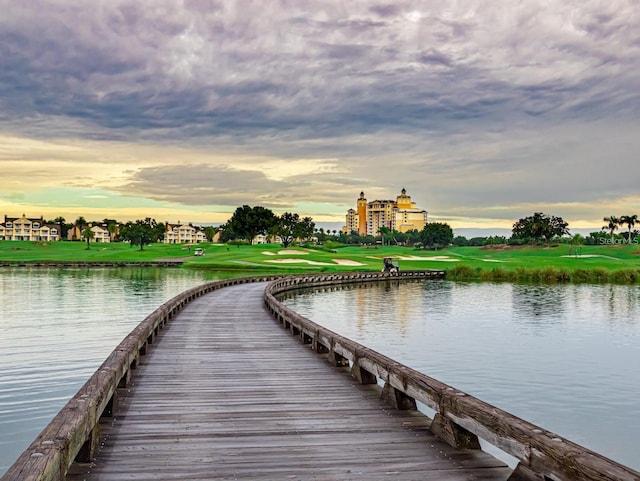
[0,275,278,481]
[264,271,640,481]
[6,269,637,481]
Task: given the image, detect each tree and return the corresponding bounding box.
[75,216,87,228]
[203,226,218,242]
[223,205,278,244]
[82,225,94,249]
[511,212,569,243]
[378,226,391,246]
[296,216,315,244]
[107,222,118,241]
[120,218,164,250]
[603,216,620,243]
[453,235,468,246]
[405,229,421,247]
[273,213,316,247]
[569,233,584,256]
[420,222,453,249]
[618,215,638,244]
[53,216,68,239]
[274,212,299,248]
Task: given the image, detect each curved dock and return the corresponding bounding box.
[66,281,510,480]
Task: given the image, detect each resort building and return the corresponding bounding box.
[87,225,111,243]
[67,224,113,242]
[343,188,428,236]
[0,214,60,241]
[163,221,207,244]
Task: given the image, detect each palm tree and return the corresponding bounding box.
[378,226,389,246]
[619,215,638,244]
[53,216,67,239]
[107,222,118,241]
[603,216,619,243]
[82,225,94,249]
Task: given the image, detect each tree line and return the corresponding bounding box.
[45,209,639,251]
[220,205,315,247]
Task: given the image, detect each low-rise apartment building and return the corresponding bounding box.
[163,222,207,244]
[0,214,60,241]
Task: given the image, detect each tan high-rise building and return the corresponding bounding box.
[343,188,428,236]
[344,208,359,234]
[393,188,428,233]
[357,191,368,236]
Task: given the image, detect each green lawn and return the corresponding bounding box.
[2,240,640,282]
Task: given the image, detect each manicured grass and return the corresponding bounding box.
[0,240,190,261]
[2,240,640,282]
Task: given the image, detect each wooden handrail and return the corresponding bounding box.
[263,271,640,481]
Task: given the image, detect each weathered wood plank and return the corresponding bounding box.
[68,282,511,481]
[265,275,640,481]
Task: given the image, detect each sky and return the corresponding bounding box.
[1,1,639,233]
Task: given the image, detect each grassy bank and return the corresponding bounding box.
[2,240,640,283]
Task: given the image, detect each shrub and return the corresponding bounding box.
[446,265,479,281]
[610,269,639,284]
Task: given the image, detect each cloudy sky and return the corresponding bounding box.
[1,0,639,231]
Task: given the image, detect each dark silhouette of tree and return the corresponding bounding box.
[272,213,316,247]
[75,216,87,228]
[618,215,638,244]
[511,212,569,243]
[223,205,278,244]
[53,216,68,239]
[602,216,620,243]
[120,218,164,250]
[420,222,453,249]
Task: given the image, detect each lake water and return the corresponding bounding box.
[1,270,639,475]
[280,280,640,471]
[0,267,253,475]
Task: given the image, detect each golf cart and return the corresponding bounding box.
[382,257,399,274]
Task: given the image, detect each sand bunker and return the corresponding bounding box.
[482,259,507,262]
[264,259,332,265]
[560,254,619,259]
[262,250,309,256]
[332,259,364,266]
[396,255,459,262]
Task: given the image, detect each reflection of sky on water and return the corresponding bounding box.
[0,267,247,476]
[283,280,640,471]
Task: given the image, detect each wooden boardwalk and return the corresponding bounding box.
[68,282,511,481]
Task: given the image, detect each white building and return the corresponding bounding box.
[0,214,60,241]
[87,225,111,243]
[163,222,207,244]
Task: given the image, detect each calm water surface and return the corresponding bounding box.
[1,271,639,474]
[0,267,249,475]
[281,280,640,470]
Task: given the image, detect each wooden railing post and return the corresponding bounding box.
[381,383,417,410]
[328,348,350,367]
[352,362,377,385]
[430,413,481,450]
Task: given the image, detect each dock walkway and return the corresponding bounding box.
[68,282,511,481]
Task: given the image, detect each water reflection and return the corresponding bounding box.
[281,280,640,471]
[511,284,565,327]
[0,267,249,475]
